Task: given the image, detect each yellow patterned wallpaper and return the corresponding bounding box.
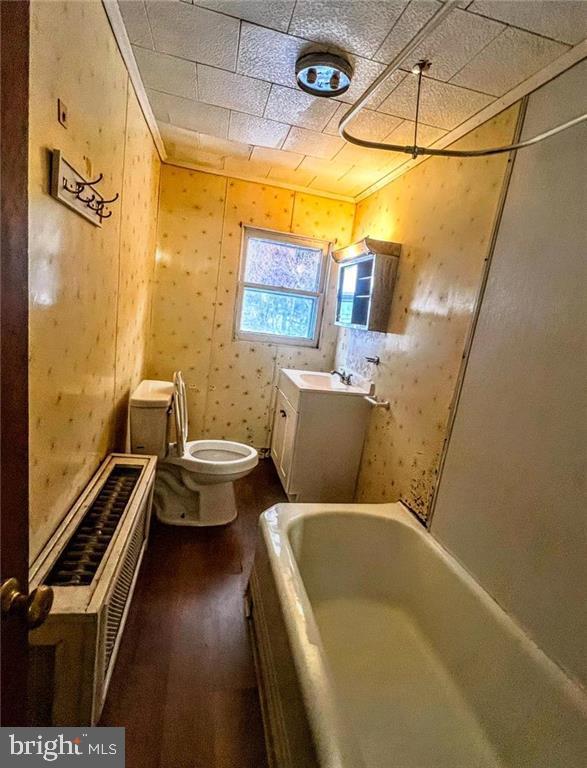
[335,105,519,521]
[28,0,160,560]
[147,168,354,449]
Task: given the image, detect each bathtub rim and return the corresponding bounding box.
[258,501,587,768]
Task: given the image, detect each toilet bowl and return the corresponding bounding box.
[129,373,258,526]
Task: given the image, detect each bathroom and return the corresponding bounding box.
[1,0,585,765]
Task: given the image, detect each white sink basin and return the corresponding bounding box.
[280,369,373,396]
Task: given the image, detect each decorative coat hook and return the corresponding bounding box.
[51,150,118,227]
[75,173,103,187]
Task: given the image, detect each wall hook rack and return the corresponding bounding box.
[50,150,118,227]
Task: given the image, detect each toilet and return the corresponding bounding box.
[129,372,258,526]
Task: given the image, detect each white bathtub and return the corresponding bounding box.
[248,502,587,768]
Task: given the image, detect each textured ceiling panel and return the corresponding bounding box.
[146,0,240,69]
[385,119,447,147]
[228,112,290,148]
[194,0,296,32]
[283,127,345,159]
[267,164,316,186]
[324,104,403,141]
[288,0,408,58]
[264,85,339,131]
[133,46,197,100]
[196,133,252,158]
[407,8,505,81]
[374,0,440,64]
[452,26,569,96]
[197,65,271,115]
[334,141,403,172]
[149,89,231,135]
[117,0,586,198]
[379,75,493,129]
[119,1,154,48]
[237,23,311,88]
[250,146,305,169]
[470,0,587,45]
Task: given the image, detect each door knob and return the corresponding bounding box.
[1,577,54,630]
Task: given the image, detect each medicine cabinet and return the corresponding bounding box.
[332,238,401,332]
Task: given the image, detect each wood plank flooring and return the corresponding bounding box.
[100,459,286,768]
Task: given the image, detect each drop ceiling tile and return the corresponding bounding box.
[283,127,345,159]
[298,155,352,180]
[378,75,492,129]
[333,142,403,172]
[375,0,440,64]
[159,122,225,167]
[404,9,504,81]
[384,119,447,147]
[237,23,313,88]
[264,85,339,131]
[470,0,587,45]
[118,1,154,48]
[196,133,252,158]
[250,147,304,169]
[335,166,389,196]
[147,89,230,135]
[159,121,199,151]
[288,0,408,58]
[224,156,272,178]
[267,165,315,187]
[324,104,403,141]
[451,26,569,96]
[145,1,239,69]
[194,0,295,32]
[132,46,197,99]
[197,65,271,115]
[228,112,290,148]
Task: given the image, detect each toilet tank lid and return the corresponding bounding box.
[130,379,174,408]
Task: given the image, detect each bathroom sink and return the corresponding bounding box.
[280,369,373,397]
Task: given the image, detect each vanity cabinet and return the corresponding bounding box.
[270,369,370,502]
[333,237,401,332]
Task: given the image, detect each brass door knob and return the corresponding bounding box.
[1,577,54,630]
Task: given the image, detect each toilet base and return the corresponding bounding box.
[153,464,238,527]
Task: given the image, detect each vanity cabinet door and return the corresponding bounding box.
[271,389,297,490]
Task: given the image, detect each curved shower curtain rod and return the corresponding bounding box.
[338,0,587,159]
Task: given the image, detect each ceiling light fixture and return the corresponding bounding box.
[338,0,587,159]
[296,53,353,98]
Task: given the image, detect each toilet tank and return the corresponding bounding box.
[129,380,174,459]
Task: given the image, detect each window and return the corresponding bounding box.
[235,227,330,347]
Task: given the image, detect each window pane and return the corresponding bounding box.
[240,287,317,340]
[244,237,323,292]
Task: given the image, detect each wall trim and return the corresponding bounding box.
[163,158,356,203]
[102,0,167,162]
[355,41,587,202]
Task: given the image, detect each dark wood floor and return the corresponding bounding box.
[100,459,286,768]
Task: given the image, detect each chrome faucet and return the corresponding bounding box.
[330,369,352,385]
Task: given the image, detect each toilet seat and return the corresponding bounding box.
[167,439,258,476]
[167,372,258,484]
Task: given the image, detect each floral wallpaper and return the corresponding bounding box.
[147,170,354,450]
[335,105,519,522]
[28,0,160,560]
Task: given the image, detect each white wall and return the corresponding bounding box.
[431,61,587,688]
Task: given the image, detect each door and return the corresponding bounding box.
[270,390,297,492]
[1,0,31,726]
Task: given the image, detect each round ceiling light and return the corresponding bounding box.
[295,53,353,98]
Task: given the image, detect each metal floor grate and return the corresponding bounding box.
[47,466,142,587]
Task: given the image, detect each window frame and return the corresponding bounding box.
[234,226,331,348]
